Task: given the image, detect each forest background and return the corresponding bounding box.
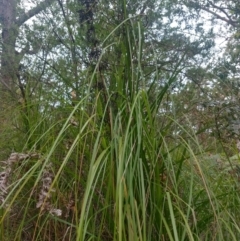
[1,0,240,240]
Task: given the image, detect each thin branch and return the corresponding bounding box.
[16,0,56,27]
[187,0,238,27]
[207,0,236,25]
[199,4,238,27]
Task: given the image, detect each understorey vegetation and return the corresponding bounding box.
[1,0,240,240]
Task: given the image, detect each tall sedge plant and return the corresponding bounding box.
[1,1,240,240]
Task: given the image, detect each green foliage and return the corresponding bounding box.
[1,0,240,240]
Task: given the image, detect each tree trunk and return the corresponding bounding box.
[0,0,56,93]
[0,0,18,92]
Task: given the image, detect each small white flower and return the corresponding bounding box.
[49,208,62,216]
[36,200,43,208]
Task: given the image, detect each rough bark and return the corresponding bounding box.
[0,0,17,90]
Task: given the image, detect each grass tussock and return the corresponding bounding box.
[1,8,240,241]
[1,91,240,240]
